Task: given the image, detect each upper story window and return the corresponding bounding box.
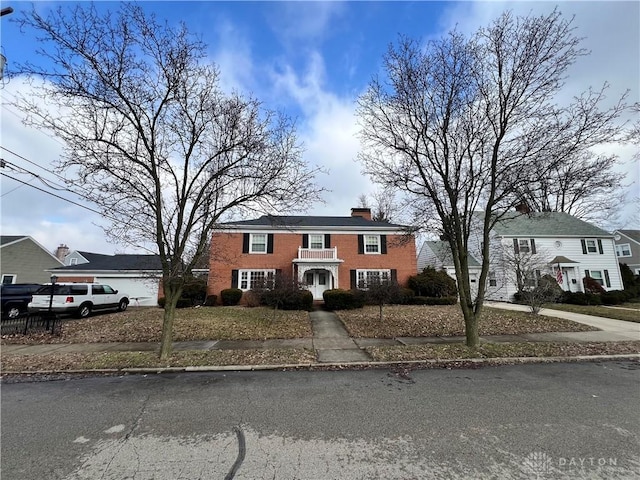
[69,257,78,265]
[615,244,632,257]
[250,234,267,253]
[518,239,531,253]
[488,271,497,287]
[365,235,380,254]
[581,238,603,255]
[309,234,324,249]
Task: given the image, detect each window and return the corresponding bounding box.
[488,271,497,287]
[309,234,324,249]
[356,269,390,289]
[518,239,531,253]
[615,244,632,257]
[250,234,267,253]
[103,285,115,294]
[365,235,380,254]
[238,269,275,290]
[589,270,604,286]
[2,274,16,284]
[69,258,78,265]
[581,238,603,254]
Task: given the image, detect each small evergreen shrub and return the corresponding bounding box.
[261,289,313,311]
[323,289,365,310]
[204,295,218,306]
[157,297,194,309]
[561,291,602,306]
[408,267,458,297]
[221,288,243,306]
[601,290,626,305]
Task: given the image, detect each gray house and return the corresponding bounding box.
[614,230,640,276]
[0,235,64,284]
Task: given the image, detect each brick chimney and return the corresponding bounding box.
[351,207,372,221]
[515,202,530,214]
[55,244,69,261]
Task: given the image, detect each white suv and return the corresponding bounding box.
[28,283,129,318]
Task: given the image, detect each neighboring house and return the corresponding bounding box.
[471,211,623,301]
[0,235,63,284]
[613,230,640,276]
[417,240,482,297]
[208,208,417,302]
[49,251,164,306]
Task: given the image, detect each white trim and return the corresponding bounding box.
[249,233,268,254]
[584,239,599,254]
[615,243,632,257]
[218,226,407,234]
[237,269,276,291]
[364,234,381,254]
[2,274,17,284]
[355,269,391,289]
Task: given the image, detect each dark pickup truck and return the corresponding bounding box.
[1,283,42,318]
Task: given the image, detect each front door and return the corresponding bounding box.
[305,270,331,300]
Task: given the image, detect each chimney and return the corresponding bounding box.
[55,244,69,261]
[351,207,372,221]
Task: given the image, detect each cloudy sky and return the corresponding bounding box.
[1,1,638,255]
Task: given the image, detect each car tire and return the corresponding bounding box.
[118,299,129,312]
[77,303,92,319]
[7,305,21,319]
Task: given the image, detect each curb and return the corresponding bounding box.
[2,353,639,377]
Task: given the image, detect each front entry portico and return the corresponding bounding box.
[304,269,332,300]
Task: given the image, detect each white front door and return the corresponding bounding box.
[305,270,331,300]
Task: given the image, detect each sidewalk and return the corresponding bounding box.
[2,305,638,363]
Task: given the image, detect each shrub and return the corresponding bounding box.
[323,289,365,310]
[619,263,638,290]
[204,295,217,306]
[561,291,602,306]
[261,289,313,311]
[583,276,606,295]
[157,297,194,309]
[601,290,626,306]
[221,288,243,306]
[390,287,415,305]
[409,296,458,305]
[408,267,458,298]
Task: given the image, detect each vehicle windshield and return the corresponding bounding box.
[35,285,88,295]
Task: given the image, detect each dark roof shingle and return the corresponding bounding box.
[220,215,407,229]
[54,252,162,271]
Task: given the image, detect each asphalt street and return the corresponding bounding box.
[2,361,639,479]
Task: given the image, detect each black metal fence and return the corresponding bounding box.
[1,312,60,336]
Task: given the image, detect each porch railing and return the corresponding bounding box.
[296,247,338,260]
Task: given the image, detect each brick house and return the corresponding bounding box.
[208,208,417,302]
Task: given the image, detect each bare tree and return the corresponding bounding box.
[357,187,405,223]
[10,4,324,359]
[357,9,627,347]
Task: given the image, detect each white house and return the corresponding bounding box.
[613,230,640,276]
[417,240,482,297]
[472,211,623,301]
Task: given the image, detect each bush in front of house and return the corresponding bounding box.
[408,267,458,298]
[409,296,458,305]
[601,290,629,305]
[157,297,194,309]
[221,288,243,306]
[582,276,606,295]
[561,291,602,306]
[260,288,314,311]
[323,289,365,310]
[204,295,217,306]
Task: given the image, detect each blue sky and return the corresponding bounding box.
[1,1,638,254]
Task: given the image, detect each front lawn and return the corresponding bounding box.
[336,305,598,338]
[1,306,312,345]
[544,303,640,323]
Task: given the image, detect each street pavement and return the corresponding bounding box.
[2,362,639,479]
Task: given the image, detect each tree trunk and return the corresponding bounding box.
[379,303,383,322]
[159,282,182,361]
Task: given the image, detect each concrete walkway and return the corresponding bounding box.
[1,305,638,362]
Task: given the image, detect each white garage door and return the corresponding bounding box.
[95,277,160,307]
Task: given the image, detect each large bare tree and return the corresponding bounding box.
[357,9,628,347]
[10,3,324,359]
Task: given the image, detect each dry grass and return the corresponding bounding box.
[337,305,599,338]
[367,341,640,362]
[1,306,312,345]
[544,304,640,323]
[0,348,316,372]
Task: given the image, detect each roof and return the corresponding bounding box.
[424,240,481,268]
[53,252,162,271]
[617,230,640,244]
[490,212,611,237]
[220,215,407,230]
[0,235,27,247]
